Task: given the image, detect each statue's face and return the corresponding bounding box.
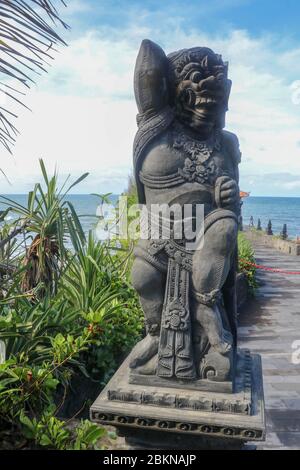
[174,54,228,133]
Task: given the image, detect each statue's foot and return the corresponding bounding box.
[200,348,232,381]
[132,354,158,375]
[211,329,233,354]
[195,303,233,355]
[129,334,159,369]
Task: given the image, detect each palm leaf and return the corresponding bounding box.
[0,0,69,153]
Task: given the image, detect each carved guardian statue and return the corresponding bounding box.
[91,41,265,448]
[130,40,241,385]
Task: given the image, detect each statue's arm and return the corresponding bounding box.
[215,131,241,211]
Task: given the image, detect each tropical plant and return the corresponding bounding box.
[62,231,120,314]
[60,230,143,381]
[238,231,257,292]
[0,295,77,364]
[0,341,109,450]
[0,220,20,263]
[0,0,68,152]
[0,321,94,420]
[19,411,108,450]
[0,220,16,278]
[0,164,144,449]
[0,159,88,295]
[0,246,140,448]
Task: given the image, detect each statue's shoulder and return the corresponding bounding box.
[221,130,242,165]
[141,129,182,176]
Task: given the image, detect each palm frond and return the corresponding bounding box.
[0,0,69,153]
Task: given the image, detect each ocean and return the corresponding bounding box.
[242,197,300,239]
[0,194,118,244]
[1,195,300,240]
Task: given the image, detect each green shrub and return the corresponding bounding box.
[0,165,142,450]
[20,411,108,450]
[0,159,88,296]
[238,232,258,292]
[60,230,143,381]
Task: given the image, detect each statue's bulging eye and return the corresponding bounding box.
[183,88,196,107]
[190,71,202,83]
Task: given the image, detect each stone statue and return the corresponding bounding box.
[129,40,241,384]
[91,40,265,449]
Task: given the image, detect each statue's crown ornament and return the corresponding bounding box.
[167,47,226,86]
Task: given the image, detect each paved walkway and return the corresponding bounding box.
[238,239,300,450]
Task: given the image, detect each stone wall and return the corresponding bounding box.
[244,229,300,256]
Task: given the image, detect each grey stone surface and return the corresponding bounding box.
[90,349,265,449]
[131,39,242,385]
[238,240,300,449]
[91,40,266,449]
[236,272,250,310]
[94,239,298,450]
[245,229,300,256]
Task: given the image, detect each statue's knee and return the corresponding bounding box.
[224,218,238,242]
[220,219,237,254]
[131,258,163,297]
[203,218,237,255]
[192,218,237,293]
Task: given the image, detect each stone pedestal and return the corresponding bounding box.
[90,349,265,450]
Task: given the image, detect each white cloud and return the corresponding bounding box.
[1,25,300,195]
[1,91,136,193]
[283,180,300,190]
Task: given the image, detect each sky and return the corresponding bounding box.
[1,0,300,196]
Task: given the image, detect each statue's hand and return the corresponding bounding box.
[216,176,238,208]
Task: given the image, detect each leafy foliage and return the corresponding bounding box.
[60,230,143,382]
[20,411,107,450]
[0,164,143,450]
[238,231,257,292]
[0,159,88,295]
[0,0,69,152]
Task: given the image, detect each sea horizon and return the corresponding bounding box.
[1,194,300,198]
[1,194,300,239]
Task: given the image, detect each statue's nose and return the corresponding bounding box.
[198,75,226,93]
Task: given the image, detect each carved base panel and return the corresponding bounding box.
[129,373,233,393]
[119,428,246,450]
[90,349,265,448]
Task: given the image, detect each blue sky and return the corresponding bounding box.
[1,0,300,195]
[68,0,300,44]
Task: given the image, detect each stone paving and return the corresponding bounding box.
[238,239,300,450]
